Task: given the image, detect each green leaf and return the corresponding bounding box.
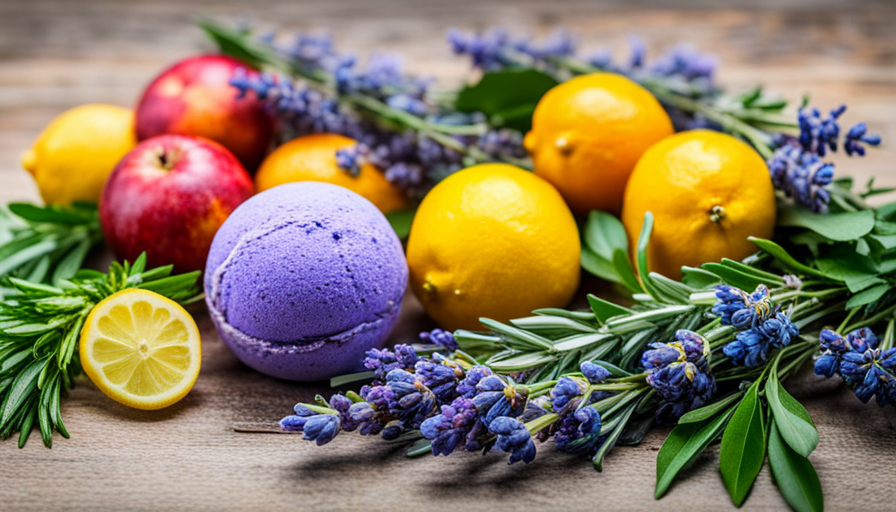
[766,373,818,458]
[0,357,45,430]
[767,420,824,512]
[814,245,882,293]
[702,263,770,292]
[7,203,93,225]
[455,69,558,132]
[581,247,623,284]
[0,239,58,277]
[749,237,837,281]
[636,212,667,301]
[385,209,415,240]
[51,238,92,285]
[846,283,890,309]
[655,405,735,498]
[678,391,744,424]
[681,266,722,289]
[486,351,555,371]
[584,211,629,261]
[612,249,644,294]
[777,204,874,241]
[587,294,632,323]
[720,381,766,506]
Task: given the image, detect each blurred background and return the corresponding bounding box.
[1,0,894,203]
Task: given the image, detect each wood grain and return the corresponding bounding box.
[2,1,896,511]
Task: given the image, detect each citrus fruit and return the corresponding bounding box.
[406,163,581,331]
[80,288,202,410]
[21,104,136,205]
[621,129,776,280]
[255,133,410,214]
[524,72,674,215]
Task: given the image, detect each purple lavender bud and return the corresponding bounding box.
[581,361,610,384]
[301,415,341,445]
[489,416,537,464]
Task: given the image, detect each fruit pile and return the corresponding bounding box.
[1,21,891,512]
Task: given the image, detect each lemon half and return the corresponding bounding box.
[80,289,201,410]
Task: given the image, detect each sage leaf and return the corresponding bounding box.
[581,247,621,283]
[655,405,735,498]
[777,204,874,241]
[613,249,645,294]
[749,238,836,281]
[845,283,890,309]
[454,68,558,132]
[385,209,415,240]
[768,420,824,512]
[720,381,766,506]
[678,391,744,424]
[584,210,629,261]
[7,203,91,224]
[767,374,818,458]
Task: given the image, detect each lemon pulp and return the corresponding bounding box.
[80,289,201,410]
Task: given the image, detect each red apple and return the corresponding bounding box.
[135,55,273,171]
[100,134,254,273]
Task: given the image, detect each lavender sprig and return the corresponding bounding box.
[204,21,528,199]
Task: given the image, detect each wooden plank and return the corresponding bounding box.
[2,1,896,510]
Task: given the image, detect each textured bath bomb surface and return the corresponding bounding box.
[205,182,408,381]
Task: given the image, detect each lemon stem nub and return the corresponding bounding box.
[709,205,726,223]
[422,281,438,298]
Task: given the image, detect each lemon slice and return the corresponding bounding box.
[80,288,201,410]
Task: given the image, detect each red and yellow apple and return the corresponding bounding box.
[135,55,273,171]
[100,134,254,273]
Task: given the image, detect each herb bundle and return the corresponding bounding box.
[0,202,103,289]
[0,253,201,447]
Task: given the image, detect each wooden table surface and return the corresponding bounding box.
[2,1,896,511]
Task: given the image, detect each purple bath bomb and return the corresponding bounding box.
[204,182,408,381]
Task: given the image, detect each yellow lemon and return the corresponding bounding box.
[524,73,674,215]
[255,133,410,214]
[406,163,581,331]
[621,130,776,280]
[80,289,201,410]
[22,104,136,205]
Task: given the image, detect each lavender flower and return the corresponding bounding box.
[488,416,537,464]
[363,344,419,380]
[472,374,528,426]
[641,330,716,424]
[713,284,799,367]
[420,397,482,455]
[581,361,611,385]
[768,105,881,213]
[456,365,493,398]
[815,327,896,406]
[553,406,602,457]
[280,403,342,445]
[414,359,464,403]
[418,328,459,352]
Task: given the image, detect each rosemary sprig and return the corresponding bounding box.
[0,202,103,290]
[0,253,202,448]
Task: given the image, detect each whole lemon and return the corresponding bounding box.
[255,133,409,214]
[21,104,136,205]
[407,163,581,331]
[524,73,674,215]
[621,130,776,280]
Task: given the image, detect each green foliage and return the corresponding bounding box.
[455,69,558,132]
[0,202,103,288]
[0,254,202,447]
[385,209,416,240]
[655,404,735,498]
[768,420,824,512]
[719,381,766,506]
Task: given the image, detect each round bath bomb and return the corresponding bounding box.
[204,182,408,381]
